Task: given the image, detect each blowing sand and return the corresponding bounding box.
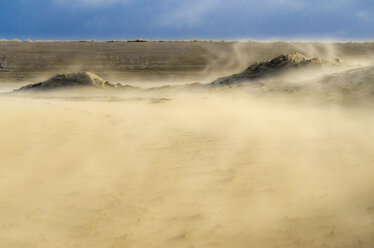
[1,88,374,247]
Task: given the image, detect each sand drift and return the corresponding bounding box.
[2,51,374,248]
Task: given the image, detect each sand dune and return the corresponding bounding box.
[210,52,347,86]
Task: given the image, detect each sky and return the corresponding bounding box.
[0,0,373,40]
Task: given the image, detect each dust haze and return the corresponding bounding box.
[1,42,374,248]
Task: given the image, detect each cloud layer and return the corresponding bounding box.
[0,0,372,40]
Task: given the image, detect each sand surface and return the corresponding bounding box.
[2,42,374,247]
[1,87,374,247]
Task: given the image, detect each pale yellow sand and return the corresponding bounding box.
[1,92,374,248]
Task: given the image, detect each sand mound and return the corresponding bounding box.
[15,72,123,91]
[316,66,374,100]
[210,52,346,86]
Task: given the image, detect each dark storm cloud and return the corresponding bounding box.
[0,0,372,40]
